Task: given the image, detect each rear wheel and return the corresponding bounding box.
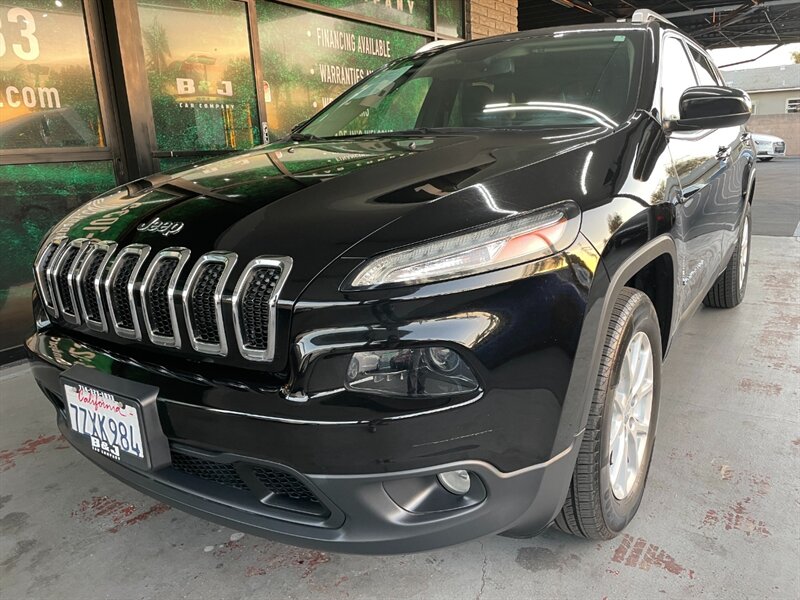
[554,288,661,539]
[703,204,751,309]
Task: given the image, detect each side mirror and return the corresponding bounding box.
[666,86,752,132]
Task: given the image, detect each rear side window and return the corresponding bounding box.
[660,37,698,120]
[689,47,721,86]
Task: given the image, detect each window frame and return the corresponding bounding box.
[0,0,124,180]
[657,33,700,123]
[787,98,800,114]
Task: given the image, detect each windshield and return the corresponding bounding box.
[299,29,644,138]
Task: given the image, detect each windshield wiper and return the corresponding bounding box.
[288,132,320,142]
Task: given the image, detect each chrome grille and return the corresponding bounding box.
[34,241,292,363]
[233,257,292,362]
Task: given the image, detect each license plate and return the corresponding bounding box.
[60,364,171,471]
[64,383,144,462]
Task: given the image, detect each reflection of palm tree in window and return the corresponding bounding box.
[143,18,171,75]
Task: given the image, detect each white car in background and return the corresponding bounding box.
[752,132,786,161]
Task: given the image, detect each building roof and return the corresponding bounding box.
[722,63,800,91]
[518,1,800,49]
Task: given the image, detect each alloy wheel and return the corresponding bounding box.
[739,217,750,290]
[608,331,654,500]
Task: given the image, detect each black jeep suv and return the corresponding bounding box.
[27,13,754,553]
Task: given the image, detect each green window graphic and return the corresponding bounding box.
[257,2,428,139]
[0,0,105,149]
[136,0,261,152]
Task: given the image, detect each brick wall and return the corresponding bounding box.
[467,0,518,39]
[748,114,800,156]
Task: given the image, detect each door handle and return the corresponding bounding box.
[716,146,732,161]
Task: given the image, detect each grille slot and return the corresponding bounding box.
[169,450,326,516]
[111,256,137,328]
[141,248,190,348]
[35,239,62,311]
[148,259,178,335]
[191,263,223,343]
[81,251,106,323]
[232,257,292,362]
[184,252,236,355]
[171,452,249,491]
[76,242,116,332]
[54,245,80,317]
[105,245,150,340]
[253,467,321,504]
[241,268,280,349]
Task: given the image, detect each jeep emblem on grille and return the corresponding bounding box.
[137,216,184,236]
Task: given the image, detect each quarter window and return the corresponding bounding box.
[689,47,721,86]
[660,37,698,121]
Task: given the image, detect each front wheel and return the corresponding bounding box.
[554,288,661,539]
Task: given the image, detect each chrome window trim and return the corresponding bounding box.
[76,241,117,332]
[182,251,237,356]
[232,256,293,362]
[38,237,68,317]
[53,238,92,325]
[140,247,191,348]
[104,244,151,340]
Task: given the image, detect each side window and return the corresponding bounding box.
[660,37,698,120]
[689,47,721,86]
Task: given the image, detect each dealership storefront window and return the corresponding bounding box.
[0,0,463,359]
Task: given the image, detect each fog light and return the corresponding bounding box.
[437,470,471,495]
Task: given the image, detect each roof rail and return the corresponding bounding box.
[415,40,459,54]
[630,9,674,26]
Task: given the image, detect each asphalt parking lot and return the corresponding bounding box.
[1,159,798,600]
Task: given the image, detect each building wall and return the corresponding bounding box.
[750,90,800,116]
[467,0,518,38]
[748,114,800,156]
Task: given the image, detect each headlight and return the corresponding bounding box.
[346,201,580,289]
[345,347,479,397]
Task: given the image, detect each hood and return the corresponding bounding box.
[752,133,783,143]
[52,126,616,300]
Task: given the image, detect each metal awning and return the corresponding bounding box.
[518,1,800,48]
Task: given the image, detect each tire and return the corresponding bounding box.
[703,204,751,309]
[554,288,662,540]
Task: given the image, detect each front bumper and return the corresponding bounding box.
[29,334,582,553]
[756,143,786,157]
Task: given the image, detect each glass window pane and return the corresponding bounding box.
[257,2,429,139]
[436,0,463,38]
[136,0,261,152]
[689,47,720,86]
[661,37,697,120]
[301,0,432,31]
[0,0,105,149]
[302,31,642,136]
[0,161,116,352]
